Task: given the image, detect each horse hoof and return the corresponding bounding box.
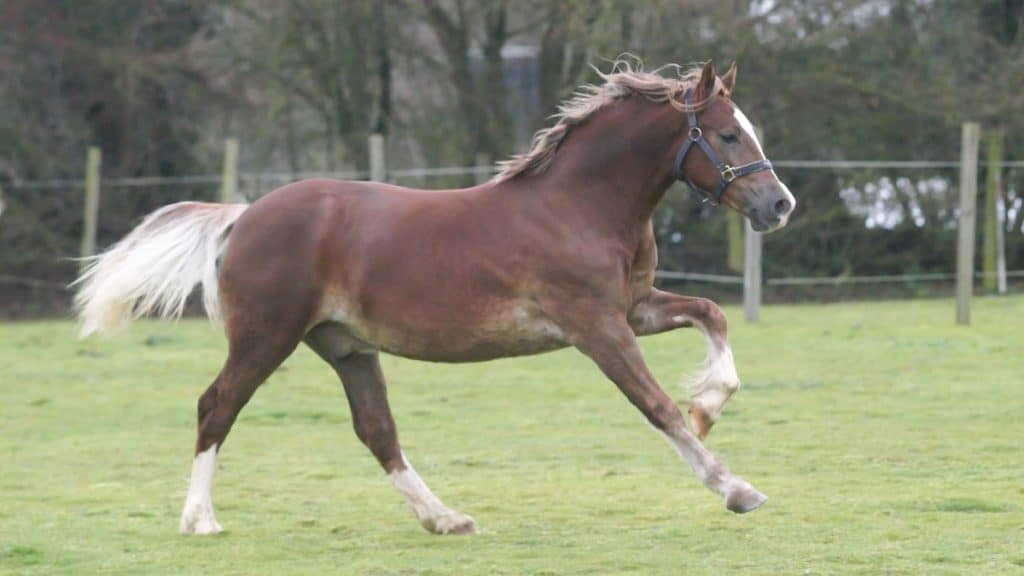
[180,516,224,535]
[180,505,224,535]
[726,486,767,514]
[192,519,224,535]
[424,512,480,535]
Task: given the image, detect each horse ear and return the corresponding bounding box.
[721,61,738,93]
[698,60,717,100]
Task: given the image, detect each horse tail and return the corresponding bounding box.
[73,201,249,338]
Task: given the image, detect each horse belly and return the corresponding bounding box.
[341,301,571,363]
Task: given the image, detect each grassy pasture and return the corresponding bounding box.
[1,297,1022,575]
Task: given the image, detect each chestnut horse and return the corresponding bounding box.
[75,60,795,535]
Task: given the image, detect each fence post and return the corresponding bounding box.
[743,220,762,322]
[742,124,766,322]
[996,182,1007,295]
[474,153,492,185]
[982,131,1001,294]
[727,212,744,272]
[219,138,239,204]
[80,146,102,259]
[956,122,981,324]
[369,133,387,182]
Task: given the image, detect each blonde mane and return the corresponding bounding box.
[494,59,725,183]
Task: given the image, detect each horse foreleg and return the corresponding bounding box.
[304,326,478,535]
[628,289,740,439]
[565,307,765,513]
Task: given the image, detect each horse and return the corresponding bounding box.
[74,59,795,535]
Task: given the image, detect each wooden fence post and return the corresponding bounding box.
[743,124,765,322]
[219,138,239,204]
[369,134,387,182]
[982,131,1001,294]
[727,211,744,272]
[996,181,1007,296]
[80,146,102,259]
[956,122,981,325]
[744,220,762,322]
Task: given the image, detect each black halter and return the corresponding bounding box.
[672,89,774,206]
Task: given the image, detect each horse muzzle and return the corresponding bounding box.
[747,183,796,233]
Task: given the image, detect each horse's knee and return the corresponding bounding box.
[696,298,727,337]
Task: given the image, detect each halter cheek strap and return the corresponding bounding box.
[672,89,773,206]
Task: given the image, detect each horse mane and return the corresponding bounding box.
[494,58,725,183]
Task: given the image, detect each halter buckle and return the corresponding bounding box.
[721,165,738,182]
[688,126,702,141]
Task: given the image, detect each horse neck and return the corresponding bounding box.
[539,98,683,227]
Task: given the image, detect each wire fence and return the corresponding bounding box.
[9,160,1024,190]
[2,157,1022,317]
[3,166,496,192]
[655,270,1024,285]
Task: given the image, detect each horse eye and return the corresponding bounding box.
[721,133,740,144]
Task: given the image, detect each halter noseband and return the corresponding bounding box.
[672,89,773,206]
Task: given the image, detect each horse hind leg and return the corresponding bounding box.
[304,323,478,535]
[180,317,307,534]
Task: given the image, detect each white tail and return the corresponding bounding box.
[73,201,249,338]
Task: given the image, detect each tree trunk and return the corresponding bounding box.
[373,1,392,136]
[481,3,509,159]
[537,4,568,120]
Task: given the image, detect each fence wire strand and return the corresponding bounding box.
[3,160,1021,300]
[6,159,1023,190]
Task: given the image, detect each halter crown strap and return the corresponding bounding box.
[672,89,774,206]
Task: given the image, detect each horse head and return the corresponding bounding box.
[673,61,796,233]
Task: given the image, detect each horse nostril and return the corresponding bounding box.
[773,198,791,217]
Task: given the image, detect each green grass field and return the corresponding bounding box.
[2,297,1022,575]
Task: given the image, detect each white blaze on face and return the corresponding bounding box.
[732,105,797,218]
[733,106,765,157]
